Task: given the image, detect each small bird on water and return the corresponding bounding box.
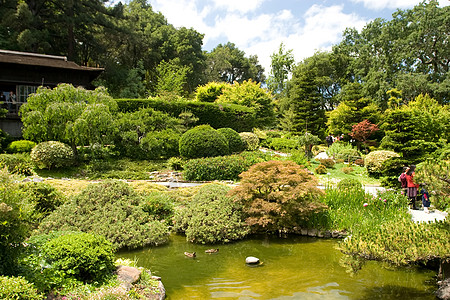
[205,249,219,253]
[184,252,196,258]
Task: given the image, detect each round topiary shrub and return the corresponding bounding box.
[217,128,244,153]
[0,276,43,300]
[179,125,229,159]
[7,140,37,153]
[239,132,259,151]
[42,232,115,283]
[364,150,400,174]
[30,141,74,169]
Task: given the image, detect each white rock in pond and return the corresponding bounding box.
[246,256,260,264]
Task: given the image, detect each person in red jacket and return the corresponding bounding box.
[406,165,419,210]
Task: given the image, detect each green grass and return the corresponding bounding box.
[308,161,380,186]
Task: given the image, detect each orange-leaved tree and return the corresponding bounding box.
[228,160,326,233]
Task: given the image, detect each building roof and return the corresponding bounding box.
[0,49,103,72]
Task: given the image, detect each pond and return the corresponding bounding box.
[117,234,436,299]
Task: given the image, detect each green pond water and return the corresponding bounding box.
[117,234,436,299]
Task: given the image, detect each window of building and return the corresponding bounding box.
[18,85,38,103]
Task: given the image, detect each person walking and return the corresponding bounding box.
[406,165,419,210]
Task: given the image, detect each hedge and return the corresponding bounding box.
[115,98,256,132]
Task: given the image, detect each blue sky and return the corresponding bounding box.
[109,0,449,74]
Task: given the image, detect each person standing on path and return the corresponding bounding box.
[406,165,419,210]
[399,166,409,195]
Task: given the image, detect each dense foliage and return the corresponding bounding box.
[7,140,36,153]
[217,80,275,127]
[0,169,33,275]
[183,151,271,181]
[239,132,260,151]
[415,159,450,211]
[114,107,181,159]
[339,218,450,268]
[0,153,34,176]
[20,84,117,156]
[179,125,229,159]
[217,128,244,153]
[30,141,74,170]
[37,180,169,249]
[0,276,43,300]
[364,150,400,174]
[116,98,256,132]
[41,232,115,283]
[174,184,249,244]
[229,160,326,233]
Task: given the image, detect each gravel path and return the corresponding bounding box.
[409,208,448,223]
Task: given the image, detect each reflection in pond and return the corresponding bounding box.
[117,234,436,299]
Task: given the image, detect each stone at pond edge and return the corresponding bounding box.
[116,265,141,285]
[246,257,260,264]
[437,278,450,300]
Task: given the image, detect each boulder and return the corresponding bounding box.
[437,278,450,300]
[116,265,141,285]
[245,256,260,264]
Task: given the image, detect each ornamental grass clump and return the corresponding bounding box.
[37,180,169,249]
[174,184,249,244]
[339,218,450,269]
[229,160,326,233]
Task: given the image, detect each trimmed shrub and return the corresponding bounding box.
[0,276,43,300]
[217,128,244,153]
[0,153,34,176]
[239,132,259,151]
[174,184,249,244]
[37,180,169,249]
[42,232,115,283]
[267,137,298,151]
[364,150,400,174]
[7,140,36,153]
[183,151,271,181]
[179,125,229,159]
[337,178,362,190]
[30,141,74,169]
[317,158,335,168]
[115,98,256,132]
[315,164,327,174]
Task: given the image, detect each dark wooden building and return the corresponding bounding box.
[0,49,103,136]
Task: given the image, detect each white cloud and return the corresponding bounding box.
[243,5,368,75]
[150,1,369,76]
[211,0,266,13]
[351,0,422,10]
